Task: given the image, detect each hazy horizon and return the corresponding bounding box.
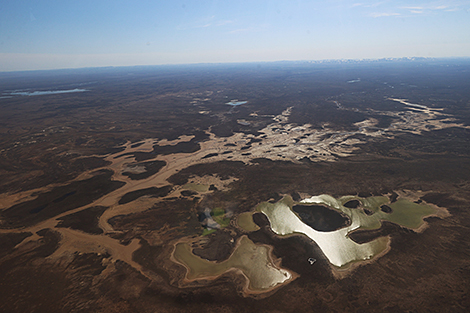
[2,0,470,71]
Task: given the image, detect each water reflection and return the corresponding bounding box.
[258,194,436,268]
[226,100,247,106]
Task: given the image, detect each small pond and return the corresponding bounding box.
[226,100,247,106]
[173,236,292,292]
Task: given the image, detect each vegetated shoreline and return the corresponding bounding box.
[169,235,298,298]
[255,192,450,279]
[330,192,450,278]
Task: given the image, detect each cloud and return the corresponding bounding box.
[401,6,423,10]
[358,1,467,18]
[352,1,388,8]
[400,1,469,14]
[229,28,253,34]
[370,12,400,17]
[215,20,233,27]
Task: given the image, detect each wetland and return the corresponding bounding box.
[1,60,469,312]
[257,194,447,269]
[172,236,293,294]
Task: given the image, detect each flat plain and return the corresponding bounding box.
[1,59,470,312]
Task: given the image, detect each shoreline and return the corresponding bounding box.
[169,235,298,298]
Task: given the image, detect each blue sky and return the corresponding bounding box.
[1,0,469,71]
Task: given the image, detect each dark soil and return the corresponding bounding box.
[57,206,108,234]
[293,204,351,231]
[118,186,172,204]
[0,170,125,228]
[344,199,361,208]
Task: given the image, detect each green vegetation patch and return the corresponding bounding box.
[202,228,217,236]
[211,207,231,227]
[182,183,209,193]
[201,207,231,236]
[384,198,435,229]
[338,195,436,230]
[237,212,260,232]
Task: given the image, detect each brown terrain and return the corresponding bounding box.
[1,60,470,312]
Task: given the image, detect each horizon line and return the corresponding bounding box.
[1,56,470,74]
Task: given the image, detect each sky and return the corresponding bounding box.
[1,0,469,71]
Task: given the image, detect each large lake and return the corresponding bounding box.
[257,194,437,268]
